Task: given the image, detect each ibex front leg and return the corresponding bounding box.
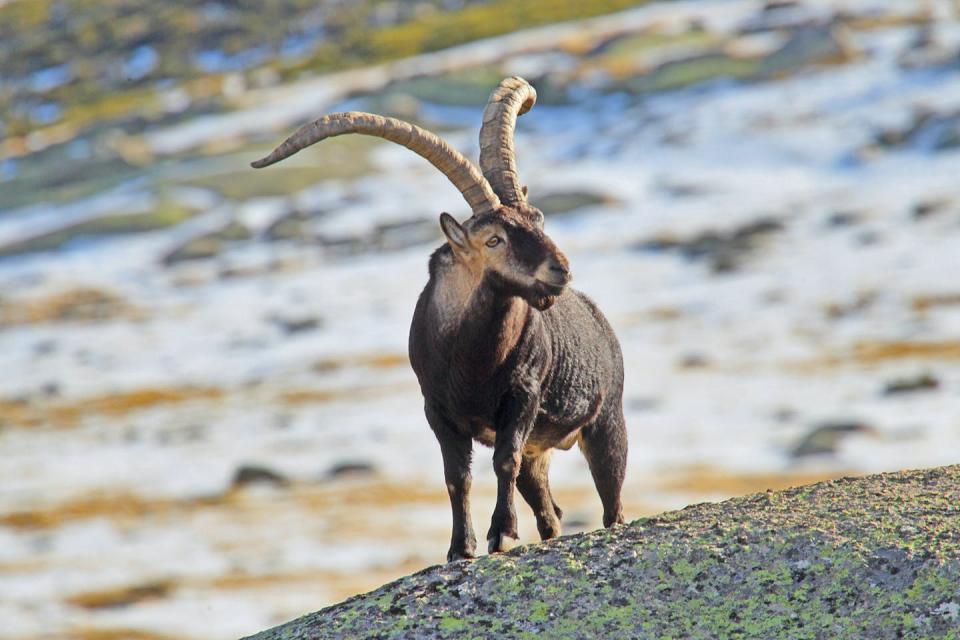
[488,388,538,554]
[426,404,476,562]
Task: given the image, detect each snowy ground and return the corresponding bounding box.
[2,1,960,638]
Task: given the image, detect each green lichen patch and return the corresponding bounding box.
[0,202,196,259]
[244,466,960,640]
[179,135,380,200]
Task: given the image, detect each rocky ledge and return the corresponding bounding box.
[244,465,960,639]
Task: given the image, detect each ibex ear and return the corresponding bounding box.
[439,213,469,250]
[522,185,529,197]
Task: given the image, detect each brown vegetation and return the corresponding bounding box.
[66,581,174,610]
[852,340,960,363]
[0,386,224,429]
[658,466,854,496]
[911,293,960,313]
[787,339,960,372]
[0,492,219,529]
[278,382,413,405]
[62,629,180,640]
[0,478,453,531]
[0,287,135,326]
[205,561,428,603]
[312,352,408,373]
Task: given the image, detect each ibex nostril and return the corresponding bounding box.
[550,264,570,278]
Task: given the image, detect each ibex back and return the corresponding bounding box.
[253,77,627,561]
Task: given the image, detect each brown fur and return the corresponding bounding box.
[409,206,627,561]
[250,80,626,563]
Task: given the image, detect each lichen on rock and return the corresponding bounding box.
[243,466,960,639]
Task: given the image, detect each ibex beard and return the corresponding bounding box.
[253,76,627,562]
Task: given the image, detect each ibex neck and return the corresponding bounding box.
[430,267,529,372]
[455,284,528,369]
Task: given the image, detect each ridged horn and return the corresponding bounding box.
[479,76,537,206]
[252,112,501,217]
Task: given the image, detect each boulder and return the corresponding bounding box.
[242,465,960,640]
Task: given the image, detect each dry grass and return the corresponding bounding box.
[646,306,683,322]
[1,371,409,431]
[843,8,935,31]
[0,474,651,538]
[66,581,173,610]
[0,386,224,429]
[0,287,136,326]
[279,381,413,405]
[206,570,322,590]
[203,559,429,602]
[852,340,960,363]
[0,478,445,531]
[292,481,446,510]
[619,305,684,327]
[657,466,856,496]
[911,294,960,313]
[312,352,408,373]
[66,563,431,619]
[59,630,181,640]
[0,492,221,530]
[2,464,819,533]
[0,558,44,572]
[787,339,960,372]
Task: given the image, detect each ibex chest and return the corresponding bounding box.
[437,372,511,437]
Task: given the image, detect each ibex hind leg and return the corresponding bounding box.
[516,452,563,540]
[578,409,627,528]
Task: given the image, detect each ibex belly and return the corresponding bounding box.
[524,393,603,456]
[460,391,601,454]
[462,417,498,447]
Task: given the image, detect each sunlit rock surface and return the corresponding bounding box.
[246,466,960,640]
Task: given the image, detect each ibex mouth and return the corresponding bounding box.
[534,259,571,290]
[534,280,566,297]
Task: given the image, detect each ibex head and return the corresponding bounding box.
[438,210,569,311]
[252,77,569,309]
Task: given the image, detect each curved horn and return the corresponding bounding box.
[252,112,501,216]
[479,76,536,206]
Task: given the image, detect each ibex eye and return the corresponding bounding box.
[485,236,502,248]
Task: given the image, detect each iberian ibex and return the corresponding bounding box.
[253,77,627,561]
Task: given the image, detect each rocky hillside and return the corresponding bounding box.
[245,465,960,639]
[0,0,646,143]
[5,1,960,638]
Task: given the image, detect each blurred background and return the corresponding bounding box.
[2,0,960,637]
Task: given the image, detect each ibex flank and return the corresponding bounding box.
[252,77,627,561]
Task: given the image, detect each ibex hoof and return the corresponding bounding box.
[487,534,518,554]
[447,550,476,563]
